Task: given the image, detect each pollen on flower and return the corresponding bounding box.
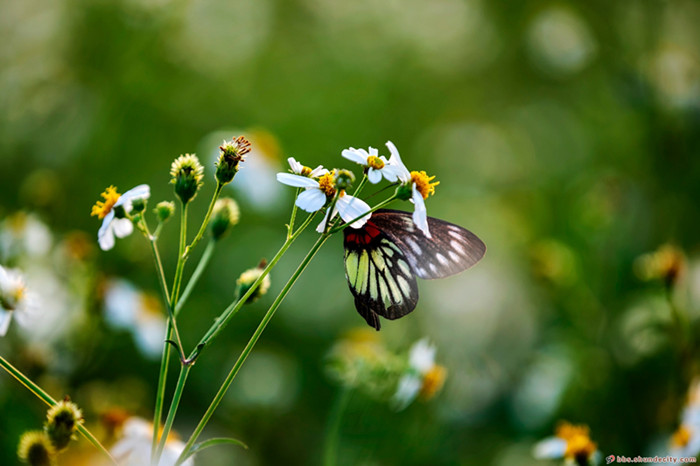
[318,172,337,197]
[419,365,447,400]
[671,425,692,447]
[300,166,313,176]
[555,421,597,462]
[367,155,385,170]
[91,186,121,219]
[411,171,439,200]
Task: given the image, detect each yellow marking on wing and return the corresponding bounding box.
[357,251,369,294]
[345,252,358,286]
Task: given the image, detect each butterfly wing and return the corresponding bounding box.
[369,209,486,280]
[343,222,419,330]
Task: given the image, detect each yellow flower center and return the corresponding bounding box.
[301,166,313,176]
[139,293,162,317]
[419,365,447,400]
[411,171,439,200]
[554,422,597,462]
[367,155,385,170]
[672,425,692,447]
[91,186,121,220]
[318,173,337,197]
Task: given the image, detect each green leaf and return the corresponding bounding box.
[180,437,248,461]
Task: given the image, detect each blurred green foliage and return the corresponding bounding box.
[1,0,700,465]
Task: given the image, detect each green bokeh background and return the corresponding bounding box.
[1,0,700,464]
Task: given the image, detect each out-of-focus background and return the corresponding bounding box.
[2,0,700,464]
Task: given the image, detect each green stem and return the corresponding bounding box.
[184,183,224,258]
[323,387,352,466]
[0,356,118,465]
[287,188,300,240]
[322,191,341,235]
[171,203,189,305]
[190,212,316,357]
[154,365,191,463]
[176,232,331,464]
[152,319,173,464]
[175,240,216,317]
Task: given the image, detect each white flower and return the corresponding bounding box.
[92,185,150,251]
[532,436,567,459]
[341,145,406,184]
[287,157,328,178]
[384,141,411,184]
[532,422,598,464]
[277,170,372,232]
[670,378,700,458]
[111,417,193,466]
[104,279,166,359]
[384,142,435,238]
[0,265,36,336]
[392,339,441,410]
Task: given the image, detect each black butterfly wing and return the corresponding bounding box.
[369,209,486,280]
[343,222,419,330]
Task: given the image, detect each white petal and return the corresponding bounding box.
[315,206,338,233]
[411,184,431,238]
[386,140,411,183]
[309,165,329,178]
[116,184,151,211]
[112,218,134,238]
[368,146,378,157]
[0,309,12,336]
[277,173,320,188]
[409,339,436,373]
[379,164,402,183]
[533,437,567,459]
[341,148,369,165]
[392,374,421,411]
[367,168,383,184]
[288,157,303,174]
[336,195,371,228]
[296,188,327,212]
[98,216,116,251]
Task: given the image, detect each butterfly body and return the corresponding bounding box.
[343,209,486,330]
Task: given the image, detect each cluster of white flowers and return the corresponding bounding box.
[276,141,434,237]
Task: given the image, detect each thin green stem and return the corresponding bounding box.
[171,203,189,305]
[287,188,300,240]
[191,212,316,357]
[175,240,216,317]
[176,232,331,465]
[152,319,173,464]
[184,183,224,258]
[154,365,191,463]
[322,191,341,235]
[352,174,368,197]
[0,356,118,465]
[323,387,352,466]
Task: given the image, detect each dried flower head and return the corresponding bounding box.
[216,136,252,185]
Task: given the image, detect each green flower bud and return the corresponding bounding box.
[395,183,413,201]
[216,136,251,185]
[210,197,240,240]
[45,400,83,450]
[130,198,147,215]
[335,169,355,191]
[170,154,204,204]
[18,431,55,466]
[236,260,270,304]
[154,201,175,223]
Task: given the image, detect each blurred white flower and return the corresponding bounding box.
[527,7,596,76]
[0,265,36,336]
[111,417,193,466]
[647,43,700,109]
[670,378,700,458]
[91,185,150,251]
[533,421,598,464]
[104,279,166,359]
[392,338,446,410]
[0,212,52,261]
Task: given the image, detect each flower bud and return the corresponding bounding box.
[334,169,355,191]
[210,198,240,240]
[395,184,413,201]
[130,198,147,215]
[170,154,204,204]
[154,201,175,223]
[216,136,251,185]
[17,431,55,466]
[45,399,83,450]
[236,260,270,304]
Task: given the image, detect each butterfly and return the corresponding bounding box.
[343,209,486,330]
